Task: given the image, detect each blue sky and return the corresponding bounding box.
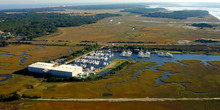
[1,0,220,4]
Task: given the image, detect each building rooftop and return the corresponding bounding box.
[28,62,54,69]
[28,62,82,73]
[51,65,82,72]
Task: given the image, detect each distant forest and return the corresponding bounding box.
[63,4,146,10]
[195,39,220,43]
[0,13,121,40]
[121,8,209,19]
[191,23,214,28]
[121,8,166,15]
[143,10,209,19]
[0,4,146,13]
[0,8,65,13]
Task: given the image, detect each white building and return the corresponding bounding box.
[28,62,83,77]
[28,62,54,74]
[50,65,83,77]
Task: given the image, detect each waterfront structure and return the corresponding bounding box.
[28,62,83,77]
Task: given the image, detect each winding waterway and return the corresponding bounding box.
[0,74,12,82]
[0,46,45,66]
[0,46,45,82]
[99,52,220,96]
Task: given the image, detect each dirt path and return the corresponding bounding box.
[31,98,220,102]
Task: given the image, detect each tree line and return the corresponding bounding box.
[0,40,8,47]
[143,10,209,19]
[191,23,214,28]
[121,8,209,19]
[0,92,21,102]
[0,91,41,102]
[110,45,219,53]
[0,13,121,40]
[0,8,65,13]
[121,8,166,15]
[195,39,220,43]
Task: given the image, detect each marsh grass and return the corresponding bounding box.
[158,60,220,97]
[0,45,83,94]
[35,15,220,43]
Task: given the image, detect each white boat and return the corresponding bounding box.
[127,50,132,57]
[82,64,87,68]
[121,50,132,57]
[104,57,108,61]
[90,66,94,70]
[165,52,173,57]
[145,51,151,58]
[138,50,150,58]
[120,51,127,56]
[138,50,144,58]
[94,61,100,65]
[106,50,111,53]
[103,62,107,66]
[157,52,165,57]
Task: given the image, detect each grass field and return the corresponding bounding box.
[22,62,160,98]
[0,45,84,75]
[157,60,220,97]
[35,15,220,43]
[0,44,84,94]
[19,60,220,98]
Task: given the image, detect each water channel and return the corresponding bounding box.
[99,52,220,96]
[0,46,45,82]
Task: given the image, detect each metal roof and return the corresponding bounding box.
[51,65,82,72]
[28,62,54,69]
[28,62,82,73]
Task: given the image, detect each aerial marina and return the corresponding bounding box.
[72,50,114,77]
[1,2,220,109]
[70,49,175,77]
[26,48,176,78]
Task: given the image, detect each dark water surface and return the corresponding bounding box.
[100,53,220,95]
[0,46,45,82]
[0,74,12,82]
[102,52,220,85]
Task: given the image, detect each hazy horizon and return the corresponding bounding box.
[1,2,220,10]
[1,0,220,5]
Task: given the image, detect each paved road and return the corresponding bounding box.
[31,98,220,102]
